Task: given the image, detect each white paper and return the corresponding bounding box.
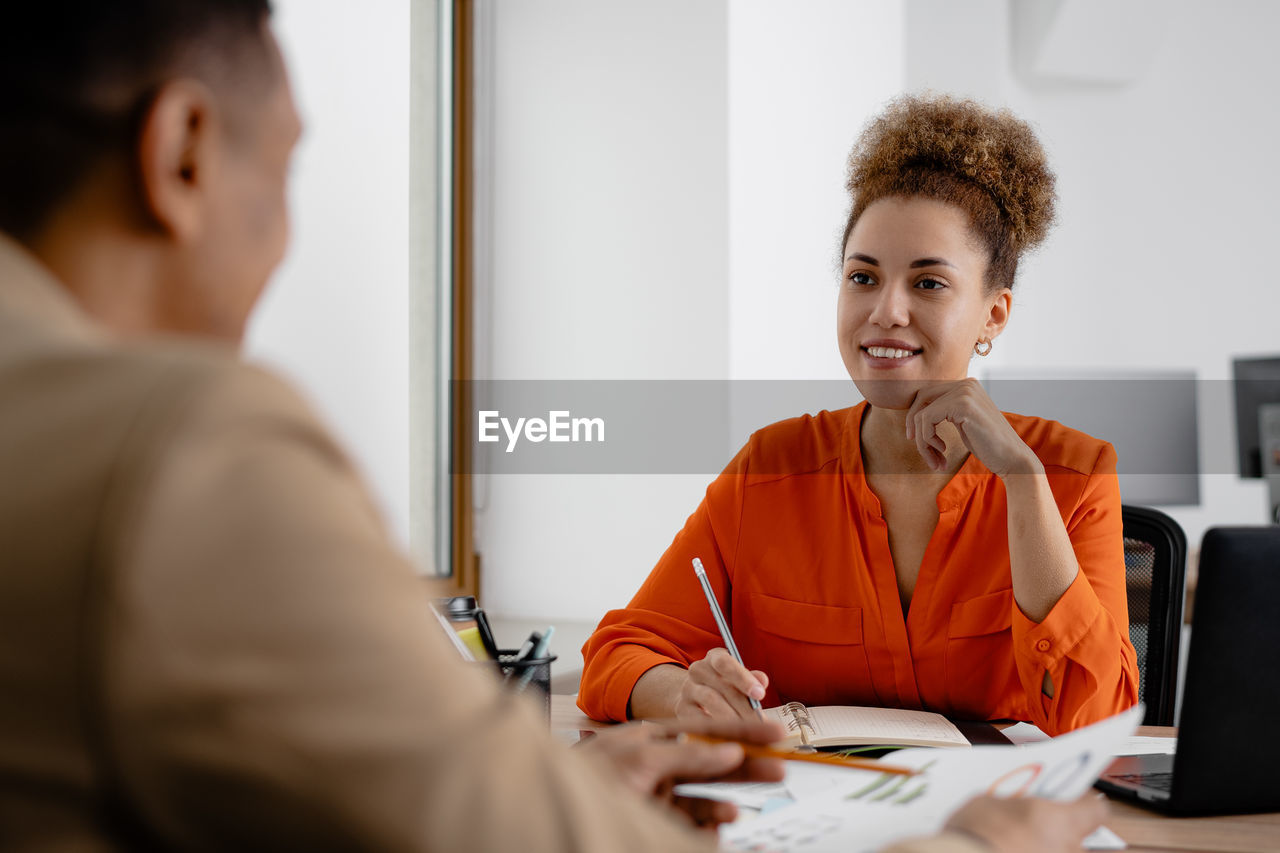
[1113,736,1176,756]
[719,704,1144,853]
[1084,825,1127,850]
[673,760,883,808]
[1000,721,1050,745]
[993,722,1173,755]
[783,761,883,800]
[672,780,790,810]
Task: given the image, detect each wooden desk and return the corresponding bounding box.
[550,692,612,746]
[1101,798,1280,853]
[550,696,1280,852]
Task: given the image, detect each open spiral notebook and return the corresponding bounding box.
[765,701,969,750]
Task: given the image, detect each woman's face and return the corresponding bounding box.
[837,196,1011,411]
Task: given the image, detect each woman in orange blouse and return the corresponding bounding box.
[578,95,1139,736]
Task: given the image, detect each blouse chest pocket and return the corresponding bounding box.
[947,587,1014,638]
[945,588,1017,718]
[744,592,880,706]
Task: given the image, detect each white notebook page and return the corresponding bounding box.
[808,706,966,744]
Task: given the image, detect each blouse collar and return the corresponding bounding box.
[841,400,993,515]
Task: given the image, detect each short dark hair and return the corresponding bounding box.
[0,0,273,240]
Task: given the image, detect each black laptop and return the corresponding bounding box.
[1096,526,1280,814]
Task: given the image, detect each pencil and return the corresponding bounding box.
[681,733,920,777]
[691,557,763,715]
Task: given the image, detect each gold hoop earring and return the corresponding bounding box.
[974,339,993,357]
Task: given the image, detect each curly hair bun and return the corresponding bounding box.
[847,93,1057,255]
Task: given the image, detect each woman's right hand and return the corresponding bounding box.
[674,648,770,719]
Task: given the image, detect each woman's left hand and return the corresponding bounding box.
[905,378,1042,478]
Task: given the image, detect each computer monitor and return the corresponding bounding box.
[1232,356,1280,477]
[1232,355,1280,523]
[982,369,1200,507]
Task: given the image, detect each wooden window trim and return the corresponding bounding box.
[449,0,478,598]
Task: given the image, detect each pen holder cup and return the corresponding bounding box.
[494,651,558,722]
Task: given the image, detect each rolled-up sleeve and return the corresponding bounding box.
[1010,444,1140,734]
[578,448,749,723]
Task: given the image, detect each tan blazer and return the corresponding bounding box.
[0,235,982,853]
[0,234,725,851]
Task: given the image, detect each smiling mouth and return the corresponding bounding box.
[862,345,921,359]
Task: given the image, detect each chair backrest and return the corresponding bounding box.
[1121,504,1187,726]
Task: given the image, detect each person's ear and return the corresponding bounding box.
[982,287,1012,342]
[135,80,221,242]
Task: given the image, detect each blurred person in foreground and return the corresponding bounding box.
[0,1,1105,850]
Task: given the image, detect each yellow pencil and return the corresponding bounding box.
[682,733,921,777]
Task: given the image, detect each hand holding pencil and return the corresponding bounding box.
[678,558,772,721]
[677,649,771,721]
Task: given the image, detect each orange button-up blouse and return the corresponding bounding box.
[578,403,1139,735]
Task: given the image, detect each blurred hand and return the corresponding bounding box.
[578,715,786,830]
[675,647,770,719]
[943,793,1108,853]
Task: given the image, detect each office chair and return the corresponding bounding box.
[1121,505,1187,727]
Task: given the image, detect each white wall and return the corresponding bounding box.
[259,0,1277,625]
[477,1,910,625]
[476,0,731,620]
[246,0,414,549]
[896,0,1280,544]
[726,0,905,448]
[482,0,1280,629]
[718,0,1279,548]
[728,0,905,382]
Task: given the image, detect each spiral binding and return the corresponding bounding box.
[784,702,814,734]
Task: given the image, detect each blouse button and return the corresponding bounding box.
[1035,639,1052,652]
